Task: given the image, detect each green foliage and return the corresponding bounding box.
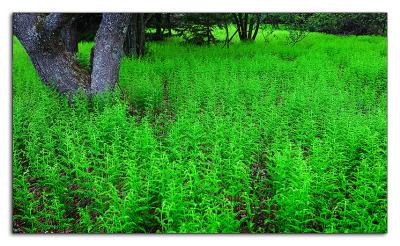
[12,29,387,233]
[174,14,226,45]
[277,13,387,36]
[307,13,387,35]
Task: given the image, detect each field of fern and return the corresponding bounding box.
[12,29,387,233]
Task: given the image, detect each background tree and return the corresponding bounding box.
[165,13,173,37]
[60,17,79,53]
[146,13,175,41]
[123,13,153,58]
[279,13,313,46]
[153,13,164,41]
[274,13,387,36]
[258,14,280,43]
[75,14,102,42]
[232,13,262,41]
[174,14,226,45]
[305,13,387,35]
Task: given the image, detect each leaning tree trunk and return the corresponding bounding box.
[252,14,261,40]
[13,13,130,95]
[13,13,89,94]
[247,15,255,40]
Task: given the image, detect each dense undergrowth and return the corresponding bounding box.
[12,29,387,233]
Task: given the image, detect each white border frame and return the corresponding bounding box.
[1,1,398,245]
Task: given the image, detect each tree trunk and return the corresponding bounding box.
[61,18,78,53]
[206,18,211,45]
[155,13,163,40]
[13,13,89,94]
[137,14,145,57]
[90,14,131,93]
[223,15,229,48]
[236,14,245,40]
[252,14,261,40]
[123,13,145,58]
[166,13,172,37]
[247,15,255,40]
[233,13,260,42]
[243,14,248,39]
[13,13,130,95]
[124,14,138,57]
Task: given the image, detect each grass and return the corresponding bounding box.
[12,29,387,233]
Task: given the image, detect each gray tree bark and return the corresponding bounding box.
[13,13,89,94]
[90,13,130,93]
[13,13,130,95]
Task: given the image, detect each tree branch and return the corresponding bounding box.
[13,13,40,43]
[144,13,153,25]
[232,14,242,39]
[222,28,238,48]
[40,13,77,42]
[252,14,261,40]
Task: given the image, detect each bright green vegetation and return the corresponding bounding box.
[12,30,387,233]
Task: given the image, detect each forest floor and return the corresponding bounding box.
[12,29,387,233]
